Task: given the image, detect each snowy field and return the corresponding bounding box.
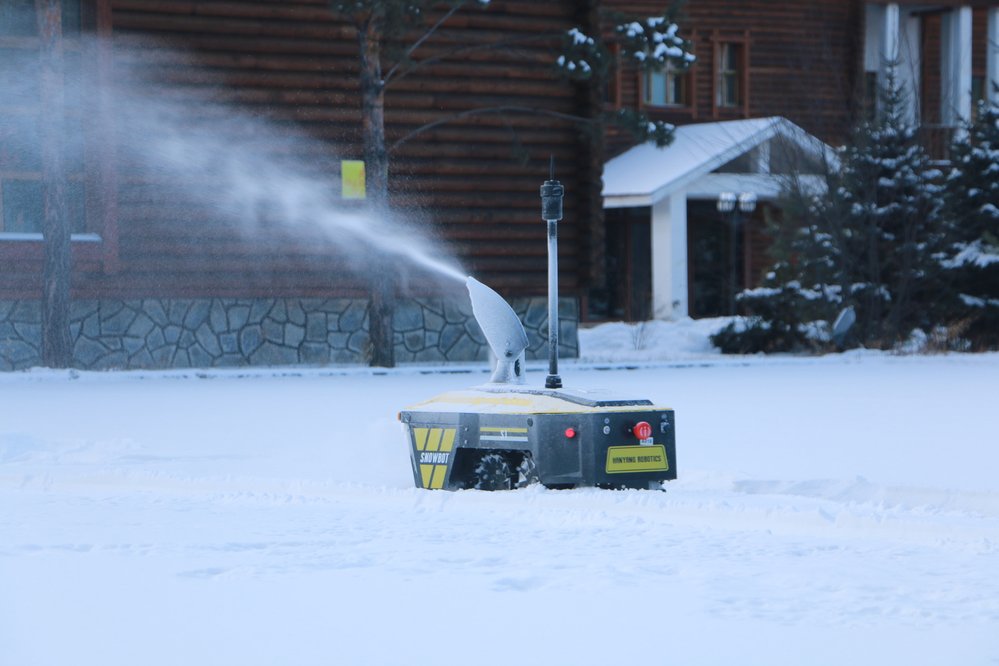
[2,321,998,665]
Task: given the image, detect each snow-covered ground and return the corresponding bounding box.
[2,320,998,665]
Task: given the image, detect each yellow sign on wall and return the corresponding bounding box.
[341,160,366,200]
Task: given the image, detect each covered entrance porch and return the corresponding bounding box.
[597,117,831,321]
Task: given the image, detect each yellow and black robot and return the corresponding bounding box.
[399,168,676,491]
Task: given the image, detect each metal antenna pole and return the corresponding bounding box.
[540,156,564,389]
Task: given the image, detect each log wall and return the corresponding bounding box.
[1,0,601,302]
[604,0,864,156]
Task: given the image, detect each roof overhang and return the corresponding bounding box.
[603,117,834,209]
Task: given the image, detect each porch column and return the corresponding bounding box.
[878,4,918,123]
[881,3,900,67]
[988,7,999,104]
[941,6,973,127]
[651,193,688,320]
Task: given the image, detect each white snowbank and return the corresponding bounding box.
[2,321,998,666]
[578,316,730,362]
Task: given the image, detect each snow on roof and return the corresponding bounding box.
[603,117,831,207]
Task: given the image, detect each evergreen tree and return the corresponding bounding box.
[712,73,951,353]
[710,199,850,354]
[829,76,951,345]
[943,97,999,349]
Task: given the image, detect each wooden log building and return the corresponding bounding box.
[597,0,999,321]
[0,0,600,369]
[1,0,998,368]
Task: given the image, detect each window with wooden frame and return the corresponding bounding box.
[642,60,689,107]
[712,32,749,116]
[0,0,91,236]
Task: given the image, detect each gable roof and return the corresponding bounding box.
[602,117,833,208]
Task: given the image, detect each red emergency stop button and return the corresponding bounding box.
[633,421,652,440]
[565,427,577,439]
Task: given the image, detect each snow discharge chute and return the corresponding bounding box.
[466,276,529,384]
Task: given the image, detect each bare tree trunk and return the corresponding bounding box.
[866,219,884,345]
[577,0,605,298]
[888,214,917,343]
[358,12,395,368]
[360,17,389,211]
[37,0,72,368]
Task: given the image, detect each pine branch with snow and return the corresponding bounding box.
[608,108,675,147]
[555,27,604,80]
[611,11,694,71]
[554,7,694,149]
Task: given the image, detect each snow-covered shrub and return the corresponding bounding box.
[710,264,838,354]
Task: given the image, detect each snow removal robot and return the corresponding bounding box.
[398,167,676,491]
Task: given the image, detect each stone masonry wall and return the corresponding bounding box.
[0,296,578,371]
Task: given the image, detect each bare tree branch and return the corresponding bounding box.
[384,34,553,89]
[383,1,467,86]
[388,106,591,154]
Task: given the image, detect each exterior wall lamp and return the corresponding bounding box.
[716,191,758,215]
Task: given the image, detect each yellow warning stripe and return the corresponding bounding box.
[430,465,447,489]
[407,391,670,415]
[420,464,434,487]
[434,395,535,407]
[414,427,457,452]
[426,428,443,452]
[414,428,429,452]
[418,463,450,489]
[440,429,456,452]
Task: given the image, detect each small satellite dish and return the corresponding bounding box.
[832,306,856,349]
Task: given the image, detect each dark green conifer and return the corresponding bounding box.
[943,97,999,348]
[713,71,952,353]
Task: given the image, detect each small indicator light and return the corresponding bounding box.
[633,421,652,440]
[565,427,577,439]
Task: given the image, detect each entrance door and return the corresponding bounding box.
[687,201,769,318]
[687,201,742,318]
[602,207,652,322]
